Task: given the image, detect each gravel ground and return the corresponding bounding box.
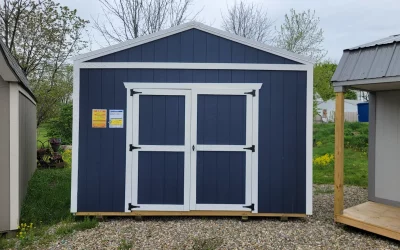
[47,185,399,249]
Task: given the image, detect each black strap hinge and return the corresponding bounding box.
[130,89,142,96]
[243,203,254,211]
[244,90,256,97]
[243,145,255,152]
[128,203,140,210]
[129,144,141,151]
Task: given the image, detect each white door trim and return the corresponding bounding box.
[124,82,262,90]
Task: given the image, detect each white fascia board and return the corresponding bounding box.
[79,62,310,71]
[73,21,314,65]
[123,82,262,90]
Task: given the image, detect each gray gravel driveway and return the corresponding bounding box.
[48,185,399,249]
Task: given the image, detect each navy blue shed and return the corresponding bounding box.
[71,22,314,217]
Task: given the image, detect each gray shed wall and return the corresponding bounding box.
[18,93,37,207]
[372,91,400,206]
[0,76,10,232]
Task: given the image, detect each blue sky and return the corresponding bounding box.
[58,0,400,62]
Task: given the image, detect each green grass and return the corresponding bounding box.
[20,168,72,225]
[313,123,369,187]
[37,123,49,148]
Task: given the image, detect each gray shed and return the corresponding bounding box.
[332,35,400,241]
[0,40,37,232]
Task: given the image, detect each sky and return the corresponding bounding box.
[57,0,400,62]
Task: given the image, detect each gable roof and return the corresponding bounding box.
[74,22,314,65]
[0,39,36,100]
[332,34,400,84]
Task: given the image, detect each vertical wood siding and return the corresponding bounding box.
[197,95,246,145]
[196,151,246,204]
[87,29,300,64]
[138,152,184,204]
[78,69,306,213]
[18,93,37,209]
[139,95,185,145]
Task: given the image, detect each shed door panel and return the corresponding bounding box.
[139,95,185,145]
[131,89,191,211]
[138,151,184,204]
[191,90,253,211]
[196,151,246,204]
[197,95,246,145]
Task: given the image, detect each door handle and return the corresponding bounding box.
[192,145,195,151]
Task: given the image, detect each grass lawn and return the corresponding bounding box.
[36,123,49,148]
[313,122,369,187]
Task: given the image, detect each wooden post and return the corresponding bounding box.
[334,92,345,219]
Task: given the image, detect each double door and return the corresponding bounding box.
[128,87,256,212]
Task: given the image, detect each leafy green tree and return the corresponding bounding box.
[275,9,326,61]
[0,0,88,126]
[314,61,357,101]
[46,104,72,144]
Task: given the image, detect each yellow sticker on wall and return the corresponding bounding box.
[92,109,107,128]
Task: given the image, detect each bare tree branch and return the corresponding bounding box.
[93,0,201,45]
[221,1,274,44]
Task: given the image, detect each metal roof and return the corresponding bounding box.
[332,35,400,84]
[347,34,400,50]
[0,39,36,100]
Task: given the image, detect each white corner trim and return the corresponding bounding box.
[71,62,80,213]
[80,62,310,71]
[306,66,313,215]
[124,82,262,90]
[73,22,314,65]
[9,83,19,230]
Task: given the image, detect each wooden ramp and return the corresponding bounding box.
[335,201,400,241]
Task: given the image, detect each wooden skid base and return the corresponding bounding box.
[75,211,306,218]
[335,202,400,241]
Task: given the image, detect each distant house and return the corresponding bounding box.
[316,98,359,122]
[0,40,37,232]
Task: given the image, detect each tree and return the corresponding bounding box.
[93,0,201,45]
[32,65,73,127]
[221,1,274,43]
[0,0,89,126]
[314,61,357,102]
[275,9,326,61]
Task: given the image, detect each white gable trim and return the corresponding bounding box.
[73,22,314,65]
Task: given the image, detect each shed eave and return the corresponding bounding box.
[73,21,314,65]
[332,75,400,87]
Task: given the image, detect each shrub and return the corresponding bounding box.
[313,154,334,167]
[47,104,72,145]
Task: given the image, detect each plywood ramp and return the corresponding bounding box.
[75,211,306,218]
[335,202,400,241]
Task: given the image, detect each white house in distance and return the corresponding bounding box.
[316,98,359,122]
